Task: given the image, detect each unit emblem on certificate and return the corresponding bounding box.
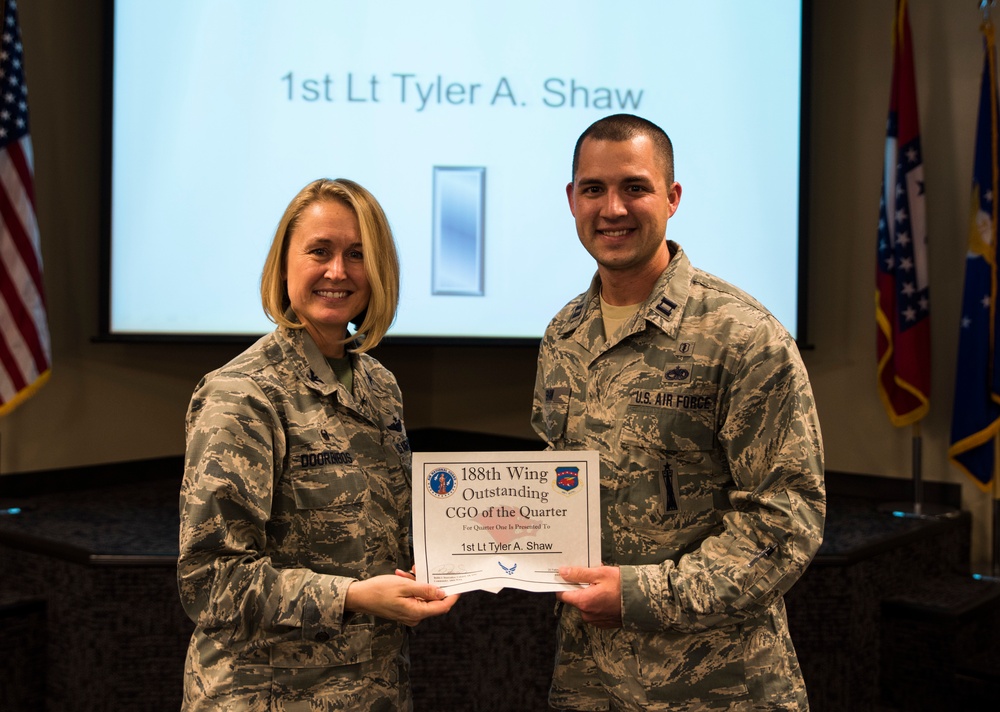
[427,467,457,498]
[555,466,580,494]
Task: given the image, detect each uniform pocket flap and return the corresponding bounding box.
[270,623,374,668]
[291,466,369,510]
[622,407,716,450]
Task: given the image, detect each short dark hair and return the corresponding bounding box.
[571,113,675,184]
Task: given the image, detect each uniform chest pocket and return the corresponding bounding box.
[620,403,724,518]
[621,395,717,451]
[291,466,370,510]
[287,466,371,570]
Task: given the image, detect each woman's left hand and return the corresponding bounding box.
[345,574,459,626]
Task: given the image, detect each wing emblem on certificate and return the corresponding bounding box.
[412,451,601,594]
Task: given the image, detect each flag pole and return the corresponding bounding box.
[975,432,1000,581]
[994,433,1000,577]
[911,422,923,515]
[879,422,957,518]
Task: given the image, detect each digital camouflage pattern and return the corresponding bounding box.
[532,244,825,711]
[179,325,413,711]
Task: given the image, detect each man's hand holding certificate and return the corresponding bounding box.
[412,451,601,594]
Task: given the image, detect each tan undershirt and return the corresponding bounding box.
[600,294,642,343]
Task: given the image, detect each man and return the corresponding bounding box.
[532,114,825,711]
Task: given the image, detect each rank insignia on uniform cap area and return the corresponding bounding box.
[427,467,456,498]
[555,466,580,493]
[654,297,678,318]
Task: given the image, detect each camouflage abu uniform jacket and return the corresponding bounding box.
[532,243,825,711]
[179,324,413,711]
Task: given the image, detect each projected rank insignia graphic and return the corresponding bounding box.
[432,166,485,296]
[427,467,457,498]
[555,467,580,493]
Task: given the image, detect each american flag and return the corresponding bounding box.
[875,0,930,427]
[0,0,49,416]
[949,19,1000,491]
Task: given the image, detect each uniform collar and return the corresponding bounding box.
[276,324,341,396]
[558,241,691,347]
[275,322,379,423]
[642,241,691,340]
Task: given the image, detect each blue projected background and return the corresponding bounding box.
[109,0,804,340]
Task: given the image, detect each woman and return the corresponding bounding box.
[178,178,456,711]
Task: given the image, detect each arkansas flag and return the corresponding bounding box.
[876,0,931,427]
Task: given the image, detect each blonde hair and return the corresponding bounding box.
[260,178,400,353]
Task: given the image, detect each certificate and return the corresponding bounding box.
[412,450,601,594]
